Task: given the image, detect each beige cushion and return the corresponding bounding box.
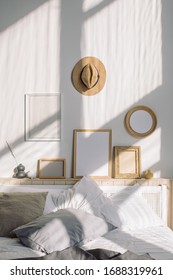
[0,192,48,237]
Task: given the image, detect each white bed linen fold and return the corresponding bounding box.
[1,225,173,260]
[82,225,173,260]
[0,237,45,260]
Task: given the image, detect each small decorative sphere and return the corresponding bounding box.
[144,169,153,179]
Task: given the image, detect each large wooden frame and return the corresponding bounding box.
[38,158,66,179]
[114,146,141,178]
[73,129,112,179]
[25,94,61,141]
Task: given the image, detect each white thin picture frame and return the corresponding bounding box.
[25,94,61,141]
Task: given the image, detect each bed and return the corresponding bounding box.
[0,176,173,260]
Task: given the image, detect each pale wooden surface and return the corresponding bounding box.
[0,177,170,186]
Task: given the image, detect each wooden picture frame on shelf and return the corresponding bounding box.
[38,158,66,179]
[113,146,141,178]
[73,129,112,179]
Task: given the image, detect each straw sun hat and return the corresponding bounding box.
[71,57,106,96]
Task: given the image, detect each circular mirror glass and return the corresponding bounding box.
[125,106,157,138]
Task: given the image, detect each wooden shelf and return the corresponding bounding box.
[0,177,171,186]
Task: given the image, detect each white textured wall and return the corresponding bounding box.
[0,0,173,178]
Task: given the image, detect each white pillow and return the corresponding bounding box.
[14,208,111,254]
[100,189,164,230]
[52,176,107,216]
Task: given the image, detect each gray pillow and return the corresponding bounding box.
[13,208,112,254]
[0,192,48,237]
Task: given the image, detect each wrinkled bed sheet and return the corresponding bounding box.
[1,225,173,260]
[0,237,45,260]
[0,237,152,260]
[82,225,173,260]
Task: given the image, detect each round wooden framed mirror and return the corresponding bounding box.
[124,106,157,138]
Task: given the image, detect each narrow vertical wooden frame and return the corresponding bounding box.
[38,158,66,179]
[114,146,141,178]
[25,94,61,141]
[73,129,112,179]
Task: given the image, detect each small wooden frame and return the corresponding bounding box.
[73,129,112,179]
[114,146,141,178]
[38,158,66,179]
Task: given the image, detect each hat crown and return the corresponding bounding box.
[81,63,99,89]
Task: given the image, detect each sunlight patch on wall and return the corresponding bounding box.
[0,0,61,177]
[1,141,60,178]
[0,0,60,94]
[83,0,105,12]
[135,127,161,178]
[0,0,60,139]
[81,0,162,126]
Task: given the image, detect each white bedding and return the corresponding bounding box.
[0,237,45,260]
[1,225,173,260]
[82,225,173,260]
[1,176,173,260]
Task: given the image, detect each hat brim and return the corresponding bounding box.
[71,57,106,96]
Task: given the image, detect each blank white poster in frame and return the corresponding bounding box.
[25,94,61,141]
[114,146,141,178]
[73,129,112,179]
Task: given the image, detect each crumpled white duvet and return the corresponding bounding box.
[82,225,173,260]
[1,225,173,260]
